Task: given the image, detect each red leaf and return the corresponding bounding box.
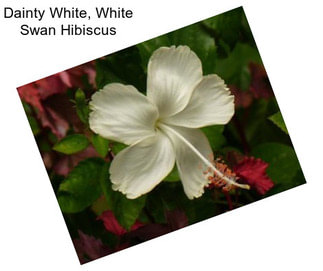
[233,156,274,195]
[39,107,69,138]
[73,230,111,264]
[98,210,144,236]
[53,145,101,176]
[165,209,189,230]
[229,85,253,108]
[59,62,96,89]
[124,224,170,242]
[124,209,189,242]
[249,62,274,99]
[35,74,67,100]
[17,84,44,113]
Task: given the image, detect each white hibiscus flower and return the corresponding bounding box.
[89,45,249,199]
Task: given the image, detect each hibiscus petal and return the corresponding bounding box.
[160,125,213,199]
[147,46,203,118]
[110,131,175,199]
[163,75,234,128]
[89,83,159,145]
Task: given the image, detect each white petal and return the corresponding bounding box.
[163,75,234,128]
[110,131,175,199]
[89,83,159,145]
[147,46,203,118]
[160,124,213,199]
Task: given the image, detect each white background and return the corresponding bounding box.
[1,0,322,270]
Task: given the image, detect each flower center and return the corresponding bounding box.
[204,159,240,191]
[154,119,161,130]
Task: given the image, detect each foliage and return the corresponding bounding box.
[57,158,104,213]
[53,134,89,155]
[17,7,305,264]
[269,111,289,134]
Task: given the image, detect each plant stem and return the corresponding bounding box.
[224,191,233,210]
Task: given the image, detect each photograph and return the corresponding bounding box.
[17,7,306,264]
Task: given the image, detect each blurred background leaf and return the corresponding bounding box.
[202,125,226,151]
[74,88,89,124]
[53,134,89,155]
[57,158,105,213]
[91,134,109,158]
[202,7,255,58]
[137,21,216,75]
[164,166,180,182]
[96,46,146,92]
[110,141,127,154]
[214,43,261,90]
[252,143,305,194]
[269,111,289,134]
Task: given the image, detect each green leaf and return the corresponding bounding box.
[38,138,52,152]
[22,101,32,114]
[146,183,218,224]
[75,88,89,124]
[22,102,41,135]
[91,196,109,216]
[57,158,105,213]
[96,46,146,91]
[111,142,127,154]
[252,143,305,193]
[214,43,262,90]
[99,163,146,230]
[137,34,171,71]
[240,98,289,148]
[164,166,180,182]
[114,195,146,230]
[202,7,253,58]
[201,125,226,151]
[27,115,40,136]
[91,134,109,157]
[268,111,288,134]
[53,134,89,154]
[137,22,217,74]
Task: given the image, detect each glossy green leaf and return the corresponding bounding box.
[202,7,253,57]
[252,143,305,192]
[91,134,109,157]
[164,166,180,182]
[111,142,127,154]
[91,196,109,216]
[96,46,146,91]
[53,134,89,154]
[268,111,288,134]
[27,115,40,135]
[114,195,146,230]
[201,125,226,151]
[214,43,261,90]
[241,97,288,148]
[22,101,32,114]
[57,158,105,213]
[75,88,89,124]
[22,102,40,135]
